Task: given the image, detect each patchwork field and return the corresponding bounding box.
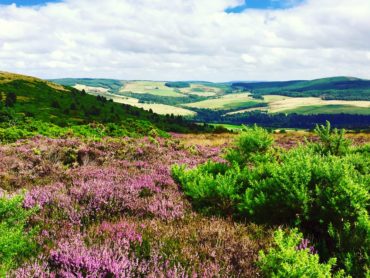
[267,97,370,113]
[52,78,370,126]
[280,105,370,115]
[89,91,196,116]
[184,93,262,110]
[121,81,185,97]
[180,84,222,96]
[74,84,109,94]
[226,95,370,115]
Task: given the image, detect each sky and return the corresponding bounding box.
[0,0,369,81]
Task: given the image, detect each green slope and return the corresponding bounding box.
[50,78,123,93]
[0,71,204,136]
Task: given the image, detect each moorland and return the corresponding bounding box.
[0,71,369,277]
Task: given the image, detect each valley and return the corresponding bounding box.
[51,77,370,129]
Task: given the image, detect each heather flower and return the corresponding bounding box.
[297,238,317,255]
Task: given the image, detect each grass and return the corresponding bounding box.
[51,78,123,93]
[268,97,370,113]
[88,91,196,116]
[281,104,370,115]
[210,123,244,131]
[181,84,222,96]
[0,71,207,135]
[185,93,261,110]
[262,95,291,102]
[121,81,185,97]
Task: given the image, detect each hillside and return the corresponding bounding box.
[51,77,370,128]
[0,71,207,142]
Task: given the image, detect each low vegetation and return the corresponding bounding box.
[173,122,370,277]
[0,194,38,276]
[165,81,190,88]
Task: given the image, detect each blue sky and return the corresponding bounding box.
[0,0,304,9]
[226,0,304,13]
[0,0,59,6]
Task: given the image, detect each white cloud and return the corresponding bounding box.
[0,0,369,81]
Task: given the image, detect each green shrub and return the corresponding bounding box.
[0,194,38,275]
[225,124,274,165]
[172,162,238,215]
[259,229,346,278]
[0,119,169,144]
[313,121,350,156]
[173,124,370,276]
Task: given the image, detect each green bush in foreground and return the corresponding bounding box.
[0,194,38,275]
[259,229,346,278]
[172,123,370,277]
[225,124,274,165]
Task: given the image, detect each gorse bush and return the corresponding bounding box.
[172,123,370,277]
[225,124,274,165]
[0,118,168,143]
[172,161,241,215]
[314,121,350,155]
[259,229,346,278]
[0,194,38,275]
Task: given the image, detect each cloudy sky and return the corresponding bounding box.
[0,0,369,81]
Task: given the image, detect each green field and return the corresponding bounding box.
[184,93,262,110]
[121,81,185,97]
[210,123,243,131]
[51,78,370,122]
[281,104,370,115]
[88,91,196,116]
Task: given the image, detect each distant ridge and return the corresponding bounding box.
[232,76,370,100]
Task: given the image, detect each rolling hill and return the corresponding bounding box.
[52,77,370,122]
[232,76,370,100]
[0,71,206,141]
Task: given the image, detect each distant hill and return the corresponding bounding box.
[232,77,370,100]
[0,71,203,133]
[50,78,123,93]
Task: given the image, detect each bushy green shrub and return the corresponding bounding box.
[172,162,238,214]
[259,229,346,278]
[225,125,274,165]
[173,124,370,276]
[313,121,350,156]
[0,194,38,275]
[0,119,169,144]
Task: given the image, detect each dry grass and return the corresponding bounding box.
[73,84,109,94]
[262,95,291,102]
[268,97,370,113]
[0,71,67,91]
[225,107,268,115]
[139,214,273,277]
[88,91,196,116]
[178,131,370,149]
[178,133,235,147]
